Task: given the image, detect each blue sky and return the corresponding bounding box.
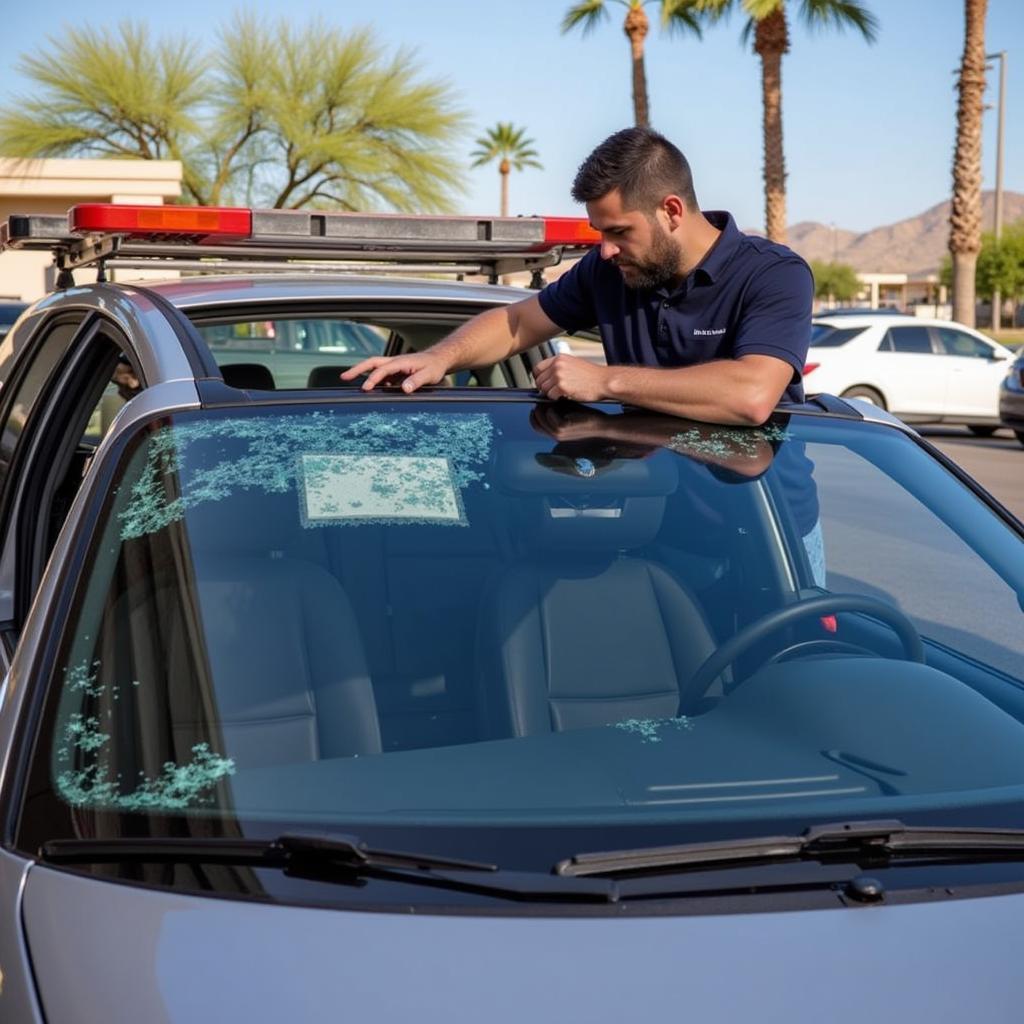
[1,0,1021,233]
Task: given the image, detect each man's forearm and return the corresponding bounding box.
[603,359,789,425]
[431,305,542,373]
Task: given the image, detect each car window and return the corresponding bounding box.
[880,326,933,354]
[812,442,1022,677]
[195,317,388,389]
[809,326,866,348]
[82,358,145,446]
[0,303,27,340]
[934,327,993,359]
[0,318,83,495]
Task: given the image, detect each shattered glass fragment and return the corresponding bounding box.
[613,716,694,744]
[118,411,493,539]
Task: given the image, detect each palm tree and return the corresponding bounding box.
[698,0,877,243]
[561,1,703,128]
[470,123,542,216]
[949,0,988,326]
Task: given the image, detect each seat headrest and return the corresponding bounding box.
[221,363,275,390]
[307,365,363,389]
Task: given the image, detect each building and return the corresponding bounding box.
[0,158,182,301]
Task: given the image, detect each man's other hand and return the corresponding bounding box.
[341,352,449,393]
[533,354,610,403]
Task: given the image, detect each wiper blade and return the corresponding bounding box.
[40,833,618,903]
[41,832,496,873]
[555,819,1024,878]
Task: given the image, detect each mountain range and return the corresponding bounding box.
[781,190,1024,278]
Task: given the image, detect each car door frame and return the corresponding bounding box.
[0,314,145,665]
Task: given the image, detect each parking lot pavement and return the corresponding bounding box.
[920,427,1023,522]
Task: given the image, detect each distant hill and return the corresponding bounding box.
[783,191,1024,277]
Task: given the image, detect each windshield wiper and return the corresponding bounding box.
[555,819,1024,878]
[41,832,495,872]
[40,833,619,903]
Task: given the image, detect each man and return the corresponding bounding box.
[344,126,814,427]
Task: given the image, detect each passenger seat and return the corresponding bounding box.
[186,492,382,767]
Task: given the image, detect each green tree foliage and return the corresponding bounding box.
[941,222,1024,308]
[809,259,860,302]
[976,223,1024,305]
[470,123,542,217]
[0,16,467,211]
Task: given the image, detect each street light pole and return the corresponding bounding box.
[987,50,1007,330]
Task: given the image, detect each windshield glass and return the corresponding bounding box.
[32,400,1024,861]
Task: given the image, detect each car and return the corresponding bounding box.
[0,300,27,340]
[805,313,1015,432]
[998,347,1024,448]
[811,305,906,317]
[1,205,1024,1022]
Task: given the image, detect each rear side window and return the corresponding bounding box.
[195,317,387,389]
[880,326,933,354]
[809,326,866,348]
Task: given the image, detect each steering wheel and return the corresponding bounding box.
[678,593,925,714]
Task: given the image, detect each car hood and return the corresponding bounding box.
[22,863,1024,1022]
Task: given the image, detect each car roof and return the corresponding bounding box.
[135,274,541,310]
[813,314,920,327]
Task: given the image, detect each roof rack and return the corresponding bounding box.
[0,204,601,290]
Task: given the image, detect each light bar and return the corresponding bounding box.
[543,218,601,246]
[2,204,602,289]
[70,204,252,239]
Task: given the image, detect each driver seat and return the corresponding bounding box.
[476,445,718,738]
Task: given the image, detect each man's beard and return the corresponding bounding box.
[616,226,682,290]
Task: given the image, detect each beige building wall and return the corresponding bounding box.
[0,158,182,300]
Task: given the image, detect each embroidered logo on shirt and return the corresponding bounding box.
[693,327,728,336]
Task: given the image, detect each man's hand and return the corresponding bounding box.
[533,354,610,403]
[341,351,450,393]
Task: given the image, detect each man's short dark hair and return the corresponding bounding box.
[571,127,698,213]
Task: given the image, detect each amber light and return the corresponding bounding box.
[542,218,601,246]
[70,204,252,238]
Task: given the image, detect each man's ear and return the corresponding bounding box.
[661,194,687,227]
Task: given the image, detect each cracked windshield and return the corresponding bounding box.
[51,401,1024,836]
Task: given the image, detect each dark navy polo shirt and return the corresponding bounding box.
[538,211,814,402]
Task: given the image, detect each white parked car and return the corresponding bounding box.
[805,314,1015,434]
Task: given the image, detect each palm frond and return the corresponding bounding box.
[660,0,705,36]
[691,0,736,23]
[798,0,878,42]
[561,0,611,36]
[470,122,543,171]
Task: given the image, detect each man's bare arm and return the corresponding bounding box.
[342,295,562,393]
[532,353,796,426]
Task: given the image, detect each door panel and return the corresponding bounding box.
[875,326,947,415]
[933,327,1005,418]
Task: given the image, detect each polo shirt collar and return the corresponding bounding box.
[693,210,740,285]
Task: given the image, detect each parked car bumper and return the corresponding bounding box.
[999,376,1024,429]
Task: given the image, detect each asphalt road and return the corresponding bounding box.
[918,426,1024,521]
